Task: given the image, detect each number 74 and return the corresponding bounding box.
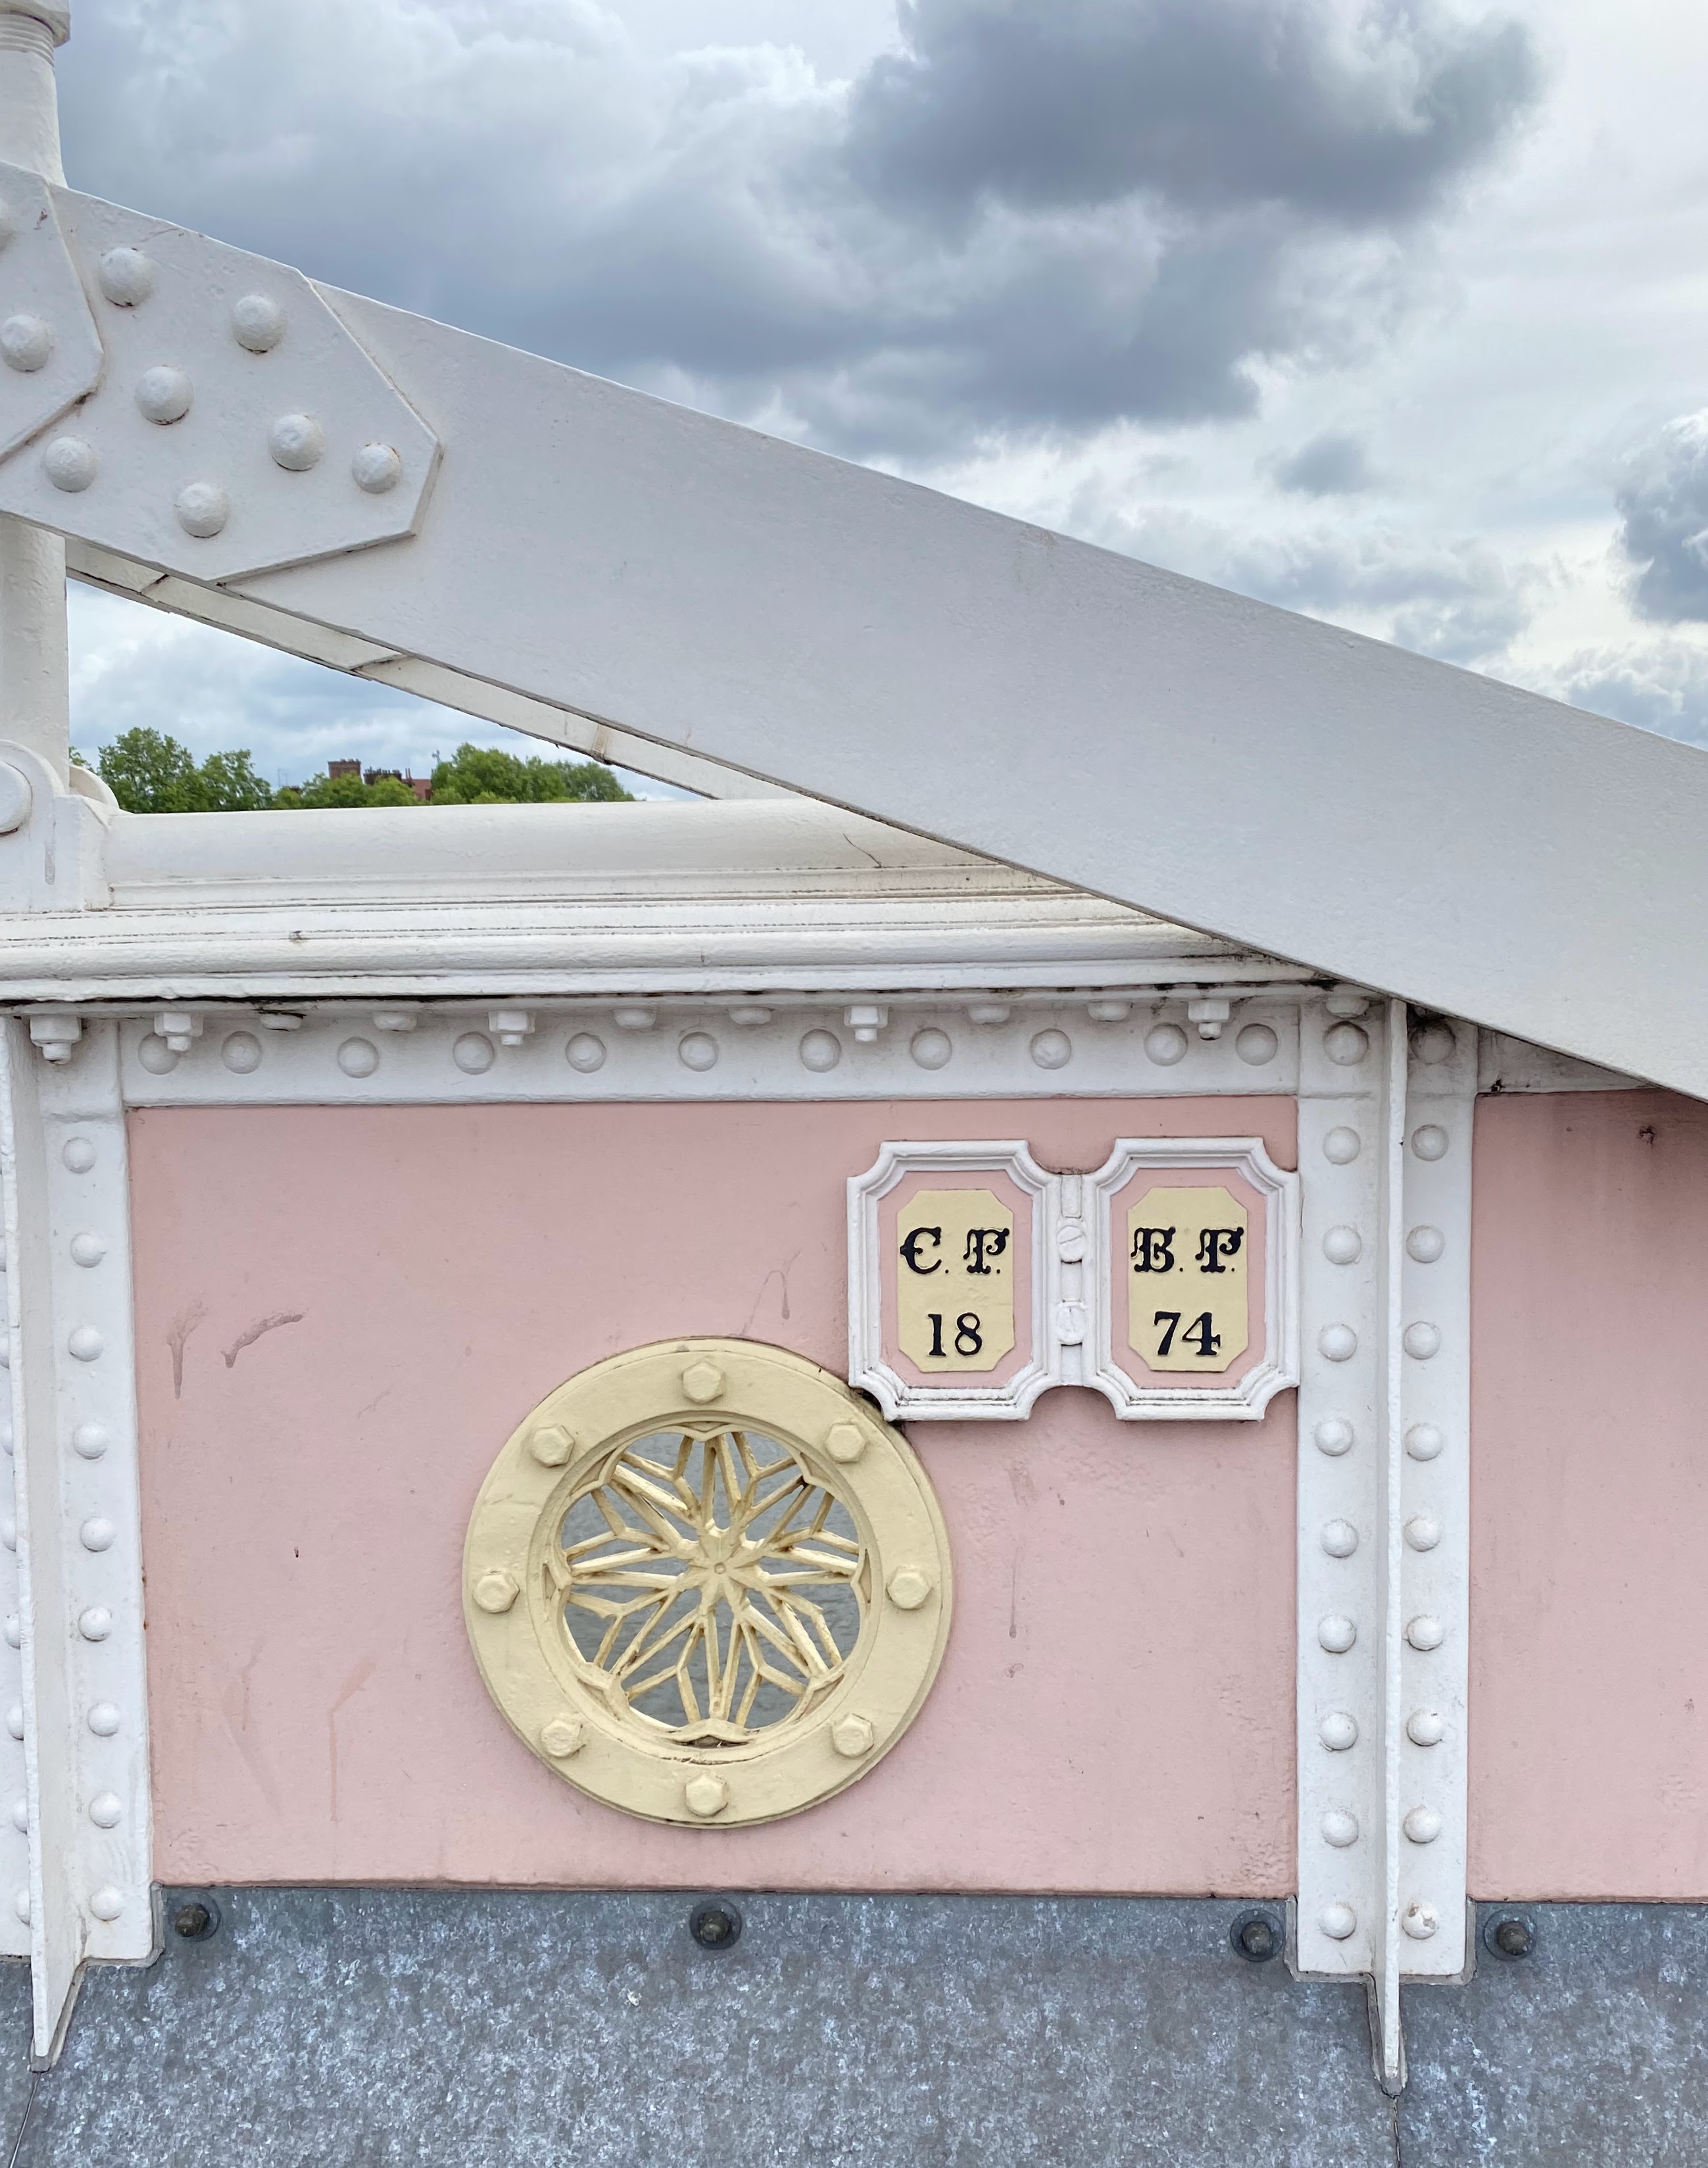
[1153,1310,1221,1359]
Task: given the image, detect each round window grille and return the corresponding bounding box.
[464,1339,952,1827]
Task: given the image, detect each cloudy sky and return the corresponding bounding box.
[52,0,1708,787]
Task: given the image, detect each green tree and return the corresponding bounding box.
[428,742,630,804]
[97,727,204,812]
[274,770,418,808]
[197,749,275,811]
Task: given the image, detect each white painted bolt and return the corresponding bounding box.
[1323,1022,1369,1066]
[1321,1810,1359,1848]
[1406,1614,1445,1651]
[679,1031,720,1073]
[135,365,192,424]
[4,1707,20,1741]
[727,1005,772,1026]
[1319,1903,1357,1940]
[0,1519,13,1552]
[1321,1519,1359,1558]
[1411,1124,1450,1162]
[1322,1127,1361,1164]
[268,412,326,470]
[62,1139,95,1173]
[9,1800,22,1833]
[1030,1029,1072,1070]
[1317,1614,1357,1654]
[1403,1806,1442,1845]
[910,1027,952,1071]
[69,1232,106,1267]
[1405,1423,1444,1462]
[612,1005,656,1032]
[1143,1023,1187,1066]
[80,1517,116,1553]
[88,1793,122,1829]
[1402,1901,1439,1940]
[1086,998,1131,1022]
[43,435,97,492]
[1403,1321,1442,1360]
[89,1886,124,1922]
[798,1029,841,1073]
[1406,1225,1446,1264]
[1317,1323,1357,1362]
[1406,1709,1445,1747]
[0,314,51,372]
[1320,1712,1358,1751]
[1404,1515,1442,1553]
[566,1033,606,1073]
[12,1890,26,1925]
[1313,1417,1354,1456]
[0,763,32,835]
[966,1000,1010,1025]
[174,482,230,538]
[78,1608,112,1642]
[372,1010,418,1032]
[337,1037,379,1079]
[1186,997,1232,1040]
[1322,1225,1361,1266]
[72,1422,109,1460]
[232,293,287,352]
[97,246,156,307]
[1413,1023,1455,1064]
[452,1032,495,1075]
[353,441,403,493]
[67,1325,104,1362]
[1235,1023,1279,1065]
[1056,1221,1087,1263]
[2,1617,16,1650]
[222,1031,262,1074]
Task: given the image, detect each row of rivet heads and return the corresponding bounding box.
[0,1133,131,1929]
[1305,1018,1461,1951]
[0,1239,23,1949]
[128,1000,1304,1083]
[0,232,403,537]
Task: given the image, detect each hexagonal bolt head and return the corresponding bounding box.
[684,1774,729,1819]
[824,1421,866,1464]
[540,1717,585,1759]
[831,1714,875,1760]
[886,1565,934,1611]
[472,1570,520,1615]
[529,1425,573,1467]
[681,1361,725,1406]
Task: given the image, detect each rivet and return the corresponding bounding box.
[1321,1810,1359,1848]
[0,1519,12,1552]
[1321,1519,1358,1558]
[67,1325,104,1362]
[1403,1321,1442,1360]
[824,1421,866,1464]
[61,1139,95,1173]
[1322,1127,1361,1164]
[80,1518,115,1553]
[1403,1515,1442,1552]
[97,246,156,307]
[910,1027,952,1071]
[798,1029,842,1073]
[1318,1902,1357,1940]
[1411,1123,1450,1162]
[1313,1417,1354,1456]
[1406,1708,1444,1747]
[222,1031,262,1074]
[1231,1911,1281,1963]
[79,1608,113,1642]
[966,1000,1010,1025]
[135,365,192,424]
[1029,1028,1072,1071]
[1406,1225,1446,1264]
[886,1565,933,1611]
[2,1617,16,1650]
[1317,1614,1357,1654]
[1323,1023,1369,1066]
[0,314,51,372]
[172,1897,220,1941]
[678,1031,720,1073]
[1320,1712,1358,1751]
[268,412,325,470]
[529,1424,573,1467]
[43,435,96,492]
[452,1032,495,1075]
[472,1570,518,1615]
[681,1360,724,1405]
[689,1899,742,1949]
[174,481,230,538]
[232,294,286,352]
[566,1032,606,1073]
[1413,1022,1455,1065]
[684,1774,729,1818]
[69,1231,106,1267]
[1317,1323,1357,1362]
[1144,1023,1188,1066]
[336,1037,379,1079]
[1086,998,1131,1022]
[87,1703,120,1737]
[372,1010,419,1033]
[1486,1914,1534,1959]
[72,1422,109,1459]
[3,1708,20,1741]
[1405,1423,1444,1461]
[1322,1225,1361,1266]
[1402,1901,1438,1940]
[1403,1806,1442,1845]
[89,1886,124,1923]
[1407,1614,1444,1651]
[353,441,403,493]
[540,1717,585,1758]
[9,1800,23,1833]
[831,1713,875,1758]
[612,1005,656,1031]
[1235,1022,1279,1065]
[1056,1221,1087,1263]
[88,1792,122,1829]
[727,1005,772,1026]
[12,1890,26,1925]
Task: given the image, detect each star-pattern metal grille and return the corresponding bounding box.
[549,1430,866,1744]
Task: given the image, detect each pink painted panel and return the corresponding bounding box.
[1471,1089,1708,1899]
[131,1096,1296,1894]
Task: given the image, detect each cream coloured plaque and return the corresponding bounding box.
[894,1187,1016,1373]
[1125,1184,1249,1373]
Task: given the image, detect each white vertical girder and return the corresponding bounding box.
[0,1018,153,2063]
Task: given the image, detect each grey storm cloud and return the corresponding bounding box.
[59,0,1541,456]
[1615,413,1708,624]
[1273,431,1375,495]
